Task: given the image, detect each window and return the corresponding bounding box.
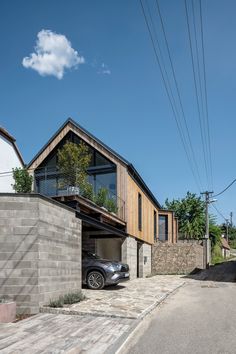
[88,172,117,197]
[138,193,142,231]
[154,210,157,241]
[158,215,168,241]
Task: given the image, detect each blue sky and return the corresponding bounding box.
[0,0,235,224]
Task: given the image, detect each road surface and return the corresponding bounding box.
[121,260,236,354]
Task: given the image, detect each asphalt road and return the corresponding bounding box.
[121,260,236,354]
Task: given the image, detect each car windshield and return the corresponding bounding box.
[83,251,101,260]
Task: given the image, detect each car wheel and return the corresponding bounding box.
[87,271,105,290]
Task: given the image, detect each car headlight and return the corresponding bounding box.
[107,263,121,272]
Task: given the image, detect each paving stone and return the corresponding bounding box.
[0,275,184,353]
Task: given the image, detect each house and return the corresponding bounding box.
[27,118,178,279]
[221,237,231,259]
[0,127,24,192]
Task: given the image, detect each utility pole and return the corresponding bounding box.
[201,191,214,268]
[230,212,233,227]
[225,219,229,243]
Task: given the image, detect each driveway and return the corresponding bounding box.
[41,275,185,319]
[0,275,184,354]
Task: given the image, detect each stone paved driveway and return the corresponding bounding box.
[41,275,185,319]
[0,275,185,354]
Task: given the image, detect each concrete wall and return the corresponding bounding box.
[152,241,204,275]
[0,135,23,192]
[0,194,81,314]
[122,236,137,279]
[139,243,151,278]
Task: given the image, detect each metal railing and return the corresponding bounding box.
[33,167,126,221]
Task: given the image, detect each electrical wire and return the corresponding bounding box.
[213,179,236,197]
[199,0,213,190]
[139,0,202,191]
[211,203,227,222]
[184,0,210,189]
[154,0,203,190]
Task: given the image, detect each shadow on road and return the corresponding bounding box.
[184,260,236,282]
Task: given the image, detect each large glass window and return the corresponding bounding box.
[158,215,168,241]
[35,131,117,198]
[89,172,116,197]
[37,177,57,196]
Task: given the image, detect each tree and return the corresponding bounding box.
[165,192,205,239]
[12,168,33,193]
[57,141,93,198]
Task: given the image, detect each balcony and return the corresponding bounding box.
[33,167,126,224]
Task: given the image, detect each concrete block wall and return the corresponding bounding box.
[152,241,204,275]
[139,243,151,278]
[0,194,81,314]
[37,198,81,308]
[122,236,137,279]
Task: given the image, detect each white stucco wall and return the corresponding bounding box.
[0,135,23,192]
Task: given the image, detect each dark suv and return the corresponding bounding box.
[82,250,130,290]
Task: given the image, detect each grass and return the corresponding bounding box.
[48,291,85,308]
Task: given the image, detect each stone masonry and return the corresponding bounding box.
[122,236,137,279]
[152,241,204,275]
[0,194,81,314]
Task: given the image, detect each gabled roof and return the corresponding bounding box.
[0,127,24,166]
[27,118,161,209]
[221,238,230,250]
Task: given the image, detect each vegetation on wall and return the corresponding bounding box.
[165,192,205,239]
[209,220,224,264]
[12,167,33,193]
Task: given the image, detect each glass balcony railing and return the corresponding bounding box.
[33,167,125,221]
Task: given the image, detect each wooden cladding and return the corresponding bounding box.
[126,174,158,244]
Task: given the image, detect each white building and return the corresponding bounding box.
[0,127,24,192]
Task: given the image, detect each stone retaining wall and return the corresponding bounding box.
[0,194,81,314]
[152,241,204,275]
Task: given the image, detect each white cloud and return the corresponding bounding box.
[22,29,85,79]
[99,63,111,75]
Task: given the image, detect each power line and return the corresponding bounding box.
[154,0,203,190]
[211,203,227,222]
[184,0,210,189]
[139,0,202,191]
[213,178,236,197]
[199,0,213,190]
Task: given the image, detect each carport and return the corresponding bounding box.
[77,210,127,262]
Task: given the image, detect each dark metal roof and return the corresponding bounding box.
[27,118,161,209]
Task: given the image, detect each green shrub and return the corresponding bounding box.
[48,292,85,307]
[81,182,94,201]
[229,239,236,249]
[95,187,109,207]
[106,198,118,213]
[12,168,33,193]
[49,296,64,308]
[63,291,85,304]
[211,243,224,265]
